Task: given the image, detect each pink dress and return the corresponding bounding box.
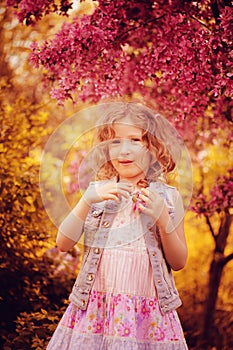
[47,197,188,349]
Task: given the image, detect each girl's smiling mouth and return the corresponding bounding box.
[118,160,134,165]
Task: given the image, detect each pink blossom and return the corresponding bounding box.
[67,182,79,194]
[118,320,134,337]
[192,169,233,217]
[140,300,151,318]
[94,321,103,334]
[6,0,233,125]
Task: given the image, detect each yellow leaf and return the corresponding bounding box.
[144,79,154,88]
[25,196,34,204]
[0,143,6,152]
[154,70,163,78]
[41,309,48,315]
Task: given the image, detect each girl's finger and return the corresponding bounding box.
[115,189,131,198]
[117,183,134,193]
[138,193,151,204]
[141,187,150,196]
[141,188,159,202]
[108,194,120,202]
[115,184,133,196]
[138,202,149,212]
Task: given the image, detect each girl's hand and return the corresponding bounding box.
[83,181,134,205]
[138,187,168,224]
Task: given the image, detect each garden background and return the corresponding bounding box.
[0,1,232,349]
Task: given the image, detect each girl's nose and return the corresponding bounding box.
[119,139,130,154]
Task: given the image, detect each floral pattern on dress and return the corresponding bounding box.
[57,290,186,346]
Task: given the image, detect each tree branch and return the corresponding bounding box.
[88,14,166,63]
[190,15,211,31]
[222,252,233,267]
[114,15,166,42]
[206,216,216,241]
[211,1,220,23]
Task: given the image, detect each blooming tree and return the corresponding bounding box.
[7,0,233,126]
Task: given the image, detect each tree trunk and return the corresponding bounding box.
[199,255,224,349]
[198,212,232,349]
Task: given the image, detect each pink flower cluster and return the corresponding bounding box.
[192,168,233,217]
[7,0,233,125]
[6,0,72,25]
[65,149,89,194]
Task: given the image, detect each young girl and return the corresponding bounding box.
[47,102,189,349]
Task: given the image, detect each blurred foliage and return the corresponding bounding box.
[0,78,65,348]
[0,86,82,346]
[0,5,85,349]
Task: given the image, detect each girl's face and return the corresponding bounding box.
[108,120,152,184]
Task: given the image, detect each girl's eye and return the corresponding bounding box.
[111,139,121,144]
[131,138,142,142]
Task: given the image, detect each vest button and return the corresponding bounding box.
[157,279,161,284]
[103,221,110,228]
[81,300,86,307]
[92,210,100,217]
[94,248,100,254]
[152,251,156,256]
[88,274,94,281]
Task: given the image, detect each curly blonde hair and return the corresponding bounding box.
[91,102,181,183]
